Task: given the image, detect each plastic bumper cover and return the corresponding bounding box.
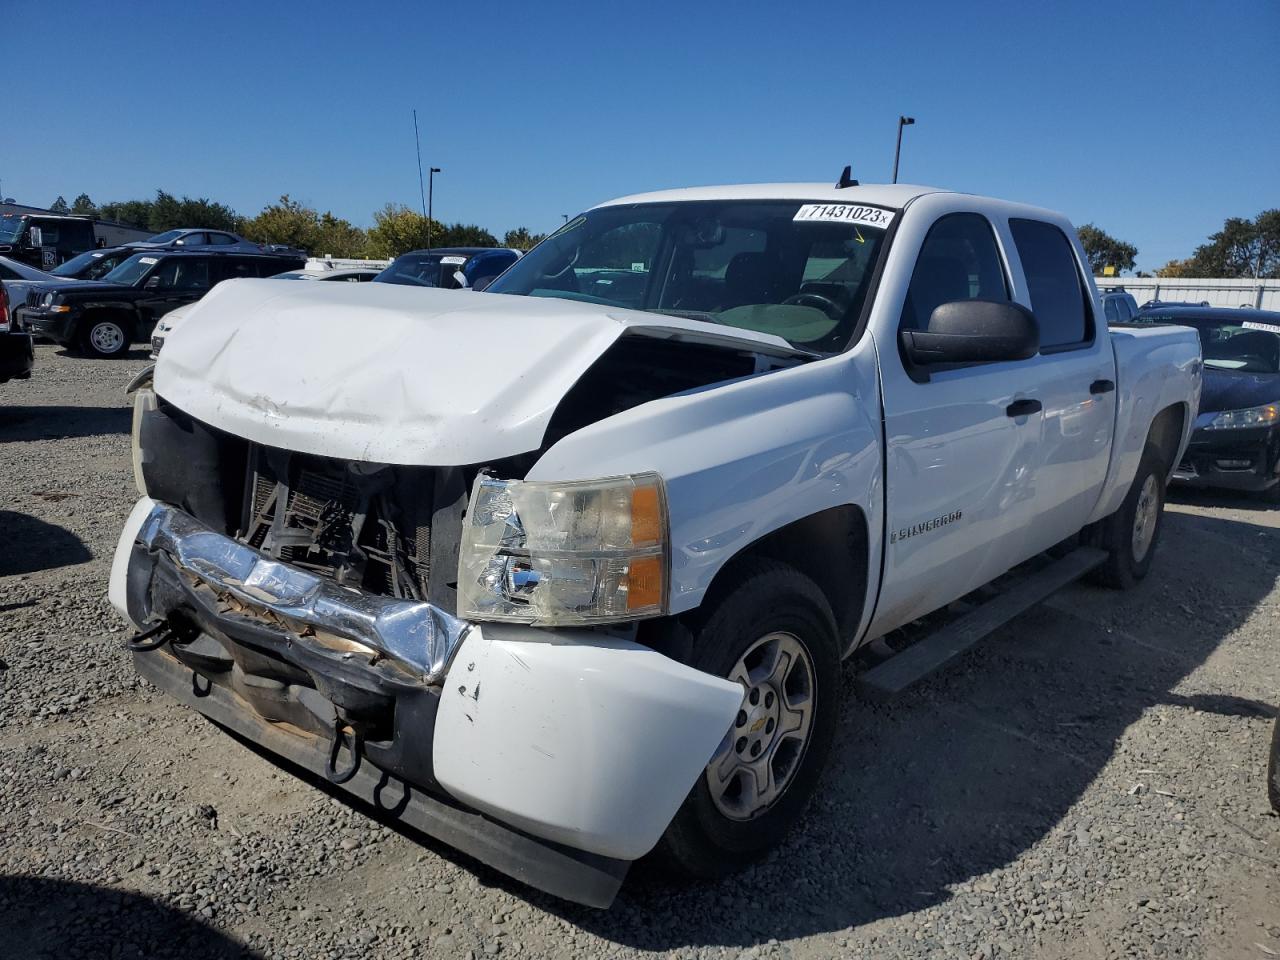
[1173,425,1280,492]
[21,310,75,344]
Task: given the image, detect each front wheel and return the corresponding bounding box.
[656,560,841,878]
[1089,445,1166,589]
[80,316,133,358]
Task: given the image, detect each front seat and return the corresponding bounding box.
[904,255,971,331]
[722,251,786,308]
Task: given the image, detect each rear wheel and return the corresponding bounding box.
[80,315,132,358]
[657,560,841,878]
[1089,445,1166,589]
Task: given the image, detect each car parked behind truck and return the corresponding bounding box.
[111,180,1201,907]
[1128,305,1279,500]
[23,249,305,357]
[0,282,34,384]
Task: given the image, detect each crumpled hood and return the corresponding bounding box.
[155,278,799,465]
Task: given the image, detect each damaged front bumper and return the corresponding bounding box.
[110,498,742,907]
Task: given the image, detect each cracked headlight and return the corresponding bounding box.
[458,473,668,626]
[1204,402,1279,430]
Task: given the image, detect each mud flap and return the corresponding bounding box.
[432,623,744,861]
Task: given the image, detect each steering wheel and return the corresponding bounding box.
[544,245,580,285]
[782,291,840,319]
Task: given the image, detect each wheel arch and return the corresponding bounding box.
[676,504,869,645]
[1146,401,1188,478]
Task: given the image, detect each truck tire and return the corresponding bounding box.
[1269,716,1280,813]
[80,315,133,358]
[656,559,841,878]
[1090,445,1166,589]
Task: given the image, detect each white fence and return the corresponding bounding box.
[1095,277,1280,311]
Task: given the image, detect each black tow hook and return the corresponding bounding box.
[326,718,363,785]
[125,622,174,652]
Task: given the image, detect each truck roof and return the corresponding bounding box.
[0,212,94,223]
[593,182,946,210]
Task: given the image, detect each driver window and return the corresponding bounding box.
[900,213,1009,332]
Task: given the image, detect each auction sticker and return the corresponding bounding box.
[1243,320,1280,334]
[793,204,895,228]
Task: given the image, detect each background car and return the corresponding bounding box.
[22,249,305,357]
[0,255,60,283]
[127,228,305,258]
[0,282,34,384]
[374,247,521,291]
[47,246,139,282]
[1099,287,1140,324]
[0,212,97,268]
[1130,305,1280,500]
[270,267,380,282]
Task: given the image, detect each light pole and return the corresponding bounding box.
[892,115,915,184]
[427,167,441,249]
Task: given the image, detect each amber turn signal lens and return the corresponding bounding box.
[625,554,664,611]
[630,484,662,546]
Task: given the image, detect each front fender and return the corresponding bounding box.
[528,342,884,639]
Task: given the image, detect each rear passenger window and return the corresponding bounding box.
[218,259,258,281]
[900,213,1009,332]
[1010,219,1091,348]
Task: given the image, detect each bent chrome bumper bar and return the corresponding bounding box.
[127,499,468,682]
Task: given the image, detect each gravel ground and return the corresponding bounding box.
[1,342,1278,960]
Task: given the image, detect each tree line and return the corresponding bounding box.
[46,191,548,257]
[1048,210,1278,280]
[47,190,1278,278]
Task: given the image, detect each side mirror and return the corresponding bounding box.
[27,226,43,248]
[143,276,161,290]
[901,300,1039,367]
[452,269,470,289]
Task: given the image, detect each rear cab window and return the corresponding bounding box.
[1009,219,1093,350]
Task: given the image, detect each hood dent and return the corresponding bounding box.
[154,280,792,466]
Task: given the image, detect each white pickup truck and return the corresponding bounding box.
[111,181,1201,907]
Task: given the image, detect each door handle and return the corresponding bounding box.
[1005,398,1042,418]
[1090,379,1115,395]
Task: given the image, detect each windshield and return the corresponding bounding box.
[0,216,26,243]
[143,230,184,245]
[51,250,113,279]
[487,200,892,351]
[103,254,159,287]
[375,254,448,287]
[1138,312,1280,374]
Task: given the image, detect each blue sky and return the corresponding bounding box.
[6,0,1277,270]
